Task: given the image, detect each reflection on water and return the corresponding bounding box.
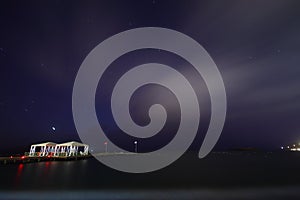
[17,164,24,177]
[9,159,90,190]
[14,164,24,187]
[2,152,300,192]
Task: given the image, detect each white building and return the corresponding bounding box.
[54,141,89,157]
[29,142,57,157]
[28,141,89,157]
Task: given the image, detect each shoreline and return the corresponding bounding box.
[0,152,140,165]
[0,150,295,165]
[0,155,92,165]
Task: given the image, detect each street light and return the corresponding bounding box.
[104,142,108,153]
[134,141,138,153]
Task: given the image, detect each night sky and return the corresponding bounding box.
[1,0,300,154]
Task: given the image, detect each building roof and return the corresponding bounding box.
[55,141,88,147]
[31,142,57,146]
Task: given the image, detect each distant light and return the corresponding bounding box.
[134,141,138,144]
[21,156,25,159]
[281,147,284,150]
[293,144,296,147]
[10,156,13,158]
[104,142,108,145]
[52,127,56,131]
[287,146,290,148]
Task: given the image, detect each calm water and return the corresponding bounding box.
[1,152,300,199]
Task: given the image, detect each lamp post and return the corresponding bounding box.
[104,142,108,153]
[134,141,138,153]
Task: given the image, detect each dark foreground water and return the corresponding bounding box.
[1,151,300,199]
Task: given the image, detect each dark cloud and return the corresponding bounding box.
[0,0,300,153]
